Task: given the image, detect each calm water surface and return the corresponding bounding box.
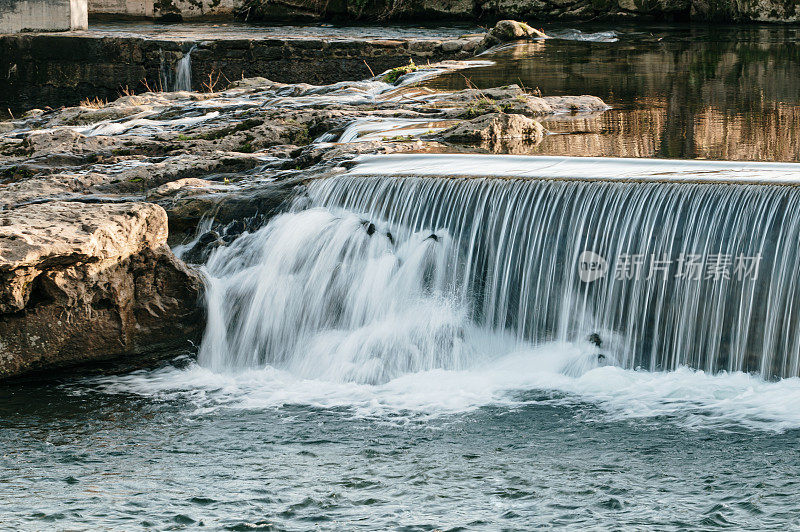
[430,24,800,161]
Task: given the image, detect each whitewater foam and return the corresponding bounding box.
[84,344,800,432]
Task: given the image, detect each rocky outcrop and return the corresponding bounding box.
[0,62,612,379]
[0,201,203,379]
[438,86,609,119]
[479,20,546,51]
[441,112,546,143]
[0,69,609,222]
[0,67,610,379]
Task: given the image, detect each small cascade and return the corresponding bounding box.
[173,45,197,92]
[200,156,800,380]
[199,209,506,383]
[160,45,197,92]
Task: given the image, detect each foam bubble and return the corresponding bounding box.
[79,342,800,433]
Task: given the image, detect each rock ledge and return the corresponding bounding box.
[0,202,203,379]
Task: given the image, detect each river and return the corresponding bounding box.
[2,22,800,530]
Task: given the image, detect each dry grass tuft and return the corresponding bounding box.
[80,96,108,109]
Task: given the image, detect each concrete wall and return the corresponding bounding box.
[0,0,88,33]
[88,0,242,19]
[157,0,242,20]
[89,0,153,17]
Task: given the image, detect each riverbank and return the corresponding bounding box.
[0,25,484,115]
[242,0,800,23]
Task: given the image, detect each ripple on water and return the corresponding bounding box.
[5,347,800,529]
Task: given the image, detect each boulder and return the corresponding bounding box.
[491,19,547,40]
[441,113,546,143]
[0,201,203,379]
[480,20,547,51]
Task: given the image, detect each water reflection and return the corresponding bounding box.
[428,25,800,162]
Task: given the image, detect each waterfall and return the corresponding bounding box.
[173,45,197,92]
[200,155,800,380]
[199,208,502,383]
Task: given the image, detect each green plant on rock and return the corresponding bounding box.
[386,134,414,141]
[0,165,35,183]
[383,60,418,84]
[289,125,311,146]
[464,98,507,118]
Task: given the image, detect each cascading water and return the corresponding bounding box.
[200,156,800,381]
[199,208,527,383]
[173,45,197,92]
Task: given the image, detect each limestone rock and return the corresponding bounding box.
[27,129,115,157]
[541,95,611,113]
[480,19,547,51]
[441,113,546,143]
[0,202,203,379]
[146,178,217,200]
[491,19,548,41]
[432,85,609,118]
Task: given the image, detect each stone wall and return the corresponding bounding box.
[0,0,88,33]
[237,0,800,23]
[89,0,153,18]
[0,33,478,114]
[89,0,242,19]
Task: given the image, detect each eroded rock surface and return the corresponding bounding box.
[440,112,546,143]
[479,20,547,51]
[0,202,203,379]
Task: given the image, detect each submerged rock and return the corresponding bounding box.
[588,332,603,347]
[440,112,546,143]
[0,202,203,379]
